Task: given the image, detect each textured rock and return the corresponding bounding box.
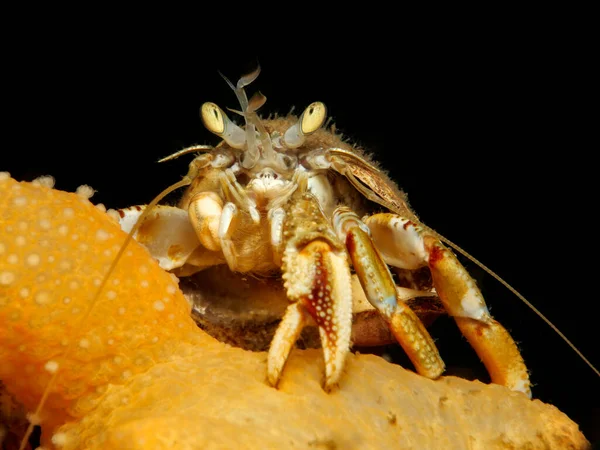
[0,175,590,449]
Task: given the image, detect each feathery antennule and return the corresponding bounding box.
[424,226,600,378]
[219,67,261,169]
[247,91,277,163]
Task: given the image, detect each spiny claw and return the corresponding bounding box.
[272,239,353,390]
[267,302,306,387]
[268,194,352,390]
[366,213,531,397]
[334,208,444,379]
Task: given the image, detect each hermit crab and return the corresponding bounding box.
[116,66,534,396]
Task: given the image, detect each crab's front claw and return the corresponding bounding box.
[366,213,531,397]
[118,205,202,271]
[268,194,353,391]
[334,208,445,379]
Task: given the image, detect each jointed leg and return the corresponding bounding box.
[333,208,444,379]
[365,213,531,397]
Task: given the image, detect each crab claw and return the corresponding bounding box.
[268,194,353,391]
[118,205,201,271]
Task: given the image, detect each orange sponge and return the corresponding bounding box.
[0,174,589,449]
[0,174,208,437]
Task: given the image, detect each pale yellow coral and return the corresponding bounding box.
[0,177,590,449]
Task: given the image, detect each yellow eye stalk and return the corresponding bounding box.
[200,102,246,149]
[284,101,327,148]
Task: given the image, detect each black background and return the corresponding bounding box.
[4,31,597,441]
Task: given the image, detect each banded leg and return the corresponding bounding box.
[365,213,531,397]
[333,208,444,379]
[268,194,353,391]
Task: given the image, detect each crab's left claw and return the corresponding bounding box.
[365,213,531,397]
[268,194,353,391]
[118,205,201,271]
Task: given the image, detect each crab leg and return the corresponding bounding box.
[268,193,353,391]
[365,213,531,397]
[333,208,444,379]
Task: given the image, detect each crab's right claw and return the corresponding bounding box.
[118,205,201,271]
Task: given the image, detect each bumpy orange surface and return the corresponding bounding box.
[0,175,208,445]
[0,175,590,449]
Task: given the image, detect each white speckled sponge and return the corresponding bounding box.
[0,176,590,449]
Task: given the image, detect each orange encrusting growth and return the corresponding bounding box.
[0,175,209,440]
[0,175,590,449]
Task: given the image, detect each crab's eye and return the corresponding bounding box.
[200,102,246,149]
[283,101,327,149]
[201,102,225,134]
[301,102,327,134]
